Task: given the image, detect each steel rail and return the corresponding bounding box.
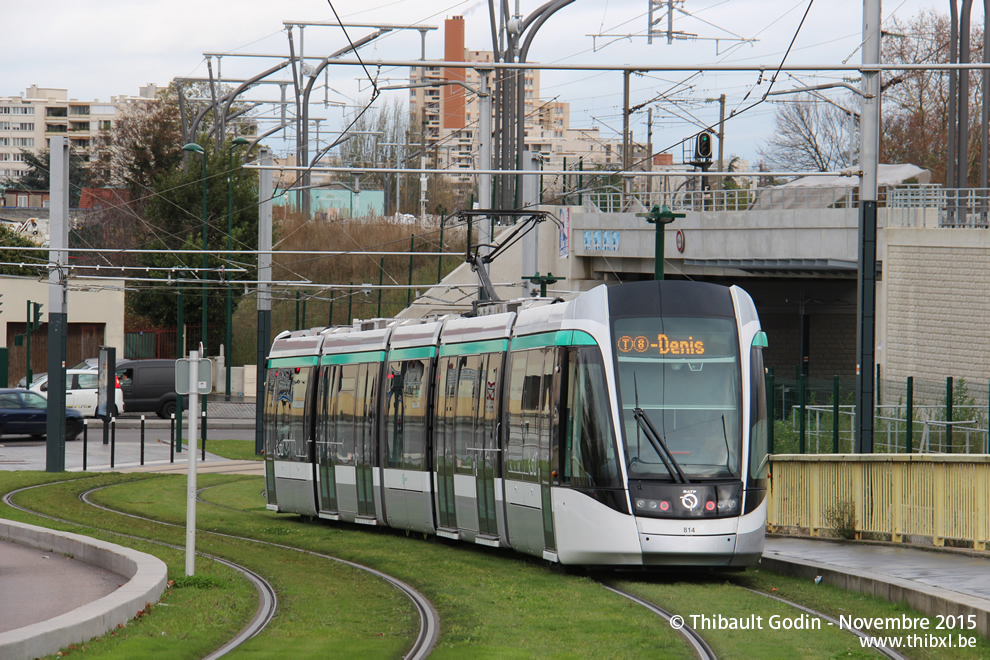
[740,586,910,660]
[78,479,439,660]
[602,584,717,660]
[2,480,277,658]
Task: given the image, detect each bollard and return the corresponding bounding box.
[201,411,207,461]
[110,417,116,469]
[140,415,146,465]
[766,367,775,455]
[170,413,175,463]
[83,419,88,472]
[832,376,839,454]
[906,376,913,454]
[798,372,806,454]
[946,376,954,452]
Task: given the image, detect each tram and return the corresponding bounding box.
[262,280,769,567]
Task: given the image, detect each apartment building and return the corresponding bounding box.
[407,16,622,181]
[0,84,159,183]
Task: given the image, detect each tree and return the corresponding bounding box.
[757,95,857,173]
[0,225,45,277]
[4,149,91,207]
[881,9,983,185]
[126,136,259,352]
[90,84,184,206]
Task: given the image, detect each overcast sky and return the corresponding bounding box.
[0,0,971,166]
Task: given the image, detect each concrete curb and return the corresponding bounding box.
[0,520,168,660]
[761,553,990,638]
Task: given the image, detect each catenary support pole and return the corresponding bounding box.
[855,0,881,453]
[255,149,273,456]
[46,136,70,472]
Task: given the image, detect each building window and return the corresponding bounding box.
[0,122,8,130]
[13,107,34,115]
[15,123,34,131]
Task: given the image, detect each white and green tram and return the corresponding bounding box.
[263,280,769,567]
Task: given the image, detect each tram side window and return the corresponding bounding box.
[385,359,429,470]
[749,346,769,480]
[265,366,311,462]
[506,348,551,483]
[454,354,481,475]
[334,364,357,464]
[356,362,379,461]
[561,347,621,489]
[316,366,333,463]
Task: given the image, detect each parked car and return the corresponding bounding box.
[114,359,177,418]
[29,369,125,417]
[15,358,98,388]
[0,388,84,441]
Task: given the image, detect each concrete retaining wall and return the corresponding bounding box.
[0,519,168,660]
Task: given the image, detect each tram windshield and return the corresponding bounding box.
[613,316,741,480]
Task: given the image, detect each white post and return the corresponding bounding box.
[185,349,200,576]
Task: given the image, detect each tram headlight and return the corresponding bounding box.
[716,484,742,515]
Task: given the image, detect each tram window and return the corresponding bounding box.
[264,367,311,462]
[749,346,769,480]
[561,347,621,489]
[506,349,550,483]
[506,350,530,481]
[385,359,429,470]
[316,366,334,463]
[352,363,377,463]
[452,355,479,474]
[334,363,357,465]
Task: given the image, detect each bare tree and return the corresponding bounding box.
[881,9,983,185]
[757,95,856,173]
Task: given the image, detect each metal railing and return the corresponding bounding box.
[768,454,990,550]
[796,403,988,455]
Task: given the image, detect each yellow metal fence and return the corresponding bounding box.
[768,454,990,550]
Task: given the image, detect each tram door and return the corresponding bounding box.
[537,348,558,555]
[354,362,378,518]
[435,357,458,531]
[315,365,338,514]
[475,352,501,538]
[331,361,379,520]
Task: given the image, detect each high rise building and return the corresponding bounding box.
[0,84,159,182]
[407,16,623,185]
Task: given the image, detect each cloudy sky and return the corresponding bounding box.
[0,0,969,165]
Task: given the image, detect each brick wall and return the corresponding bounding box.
[883,229,990,405]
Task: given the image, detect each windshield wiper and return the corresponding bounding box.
[632,408,689,484]
[632,375,689,484]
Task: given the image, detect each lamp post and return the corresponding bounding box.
[226,137,250,399]
[182,142,208,417]
[636,204,684,280]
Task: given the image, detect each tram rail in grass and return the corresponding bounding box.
[4,472,989,659]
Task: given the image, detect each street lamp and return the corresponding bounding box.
[226,137,250,399]
[182,142,208,418]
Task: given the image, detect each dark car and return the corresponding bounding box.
[0,389,84,441]
[114,359,178,418]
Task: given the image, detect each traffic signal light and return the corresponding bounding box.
[695,131,714,161]
[29,301,43,330]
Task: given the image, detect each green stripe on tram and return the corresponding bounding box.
[268,356,319,368]
[320,350,386,365]
[388,346,437,361]
[511,330,598,350]
[439,339,508,356]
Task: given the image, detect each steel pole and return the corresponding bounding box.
[855,0,881,453]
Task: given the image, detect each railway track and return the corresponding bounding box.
[603,580,910,660]
[3,477,439,660]
[602,583,717,660]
